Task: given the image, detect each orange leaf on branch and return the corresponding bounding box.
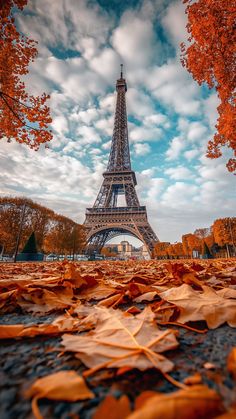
[0,0,52,149]
[181,0,236,172]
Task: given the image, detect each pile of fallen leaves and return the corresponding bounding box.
[0,259,236,418]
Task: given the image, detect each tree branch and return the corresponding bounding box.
[0,90,32,109]
[0,93,41,132]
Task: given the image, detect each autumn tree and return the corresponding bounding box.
[0,0,52,148]
[154,242,170,259]
[0,196,86,255]
[101,247,117,258]
[213,217,236,247]
[167,242,184,259]
[181,0,236,172]
[182,233,201,257]
[194,227,211,239]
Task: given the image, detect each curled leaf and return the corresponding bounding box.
[25,370,94,419]
[127,385,224,419]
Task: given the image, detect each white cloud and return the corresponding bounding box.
[90,48,120,84]
[165,166,194,180]
[166,136,185,160]
[112,13,156,68]
[161,182,198,208]
[203,93,220,131]
[162,1,188,48]
[77,125,101,145]
[127,88,155,118]
[146,61,201,116]
[129,125,162,143]
[133,143,151,156]
[144,113,170,129]
[51,115,68,135]
[180,120,208,142]
[18,0,112,53]
[184,149,199,160]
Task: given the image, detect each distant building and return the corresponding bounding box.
[103,240,150,260]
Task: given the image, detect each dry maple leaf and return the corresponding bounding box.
[63,262,97,288]
[25,370,94,419]
[61,306,178,375]
[159,284,236,329]
[15,286,75,314]
[93,394,131,419]
[0,313,82,339]
[127,385,224,419]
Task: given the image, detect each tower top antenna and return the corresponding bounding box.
[120,63,123,78]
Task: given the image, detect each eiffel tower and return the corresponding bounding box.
[84,65,159,256]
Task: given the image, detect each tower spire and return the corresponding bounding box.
[106,66,129,171]
[120,63,123,78]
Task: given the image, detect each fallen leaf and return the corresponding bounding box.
[0,314,81,339]
[25,370,94,419]
[61,307,178,375]
[97,292,125,308]
[93,395,131,419]
[159,284,236,329]
[183,372,202,385]
[134,291,158,302]
[134,391,161,410]
[127,385,224,419]
[126,306,142,315]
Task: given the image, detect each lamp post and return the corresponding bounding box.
[14,202,26,263]
[228,218,235,256]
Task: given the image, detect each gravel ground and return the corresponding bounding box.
[0,311,235,419]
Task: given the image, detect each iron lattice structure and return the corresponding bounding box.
[84,67,159,255]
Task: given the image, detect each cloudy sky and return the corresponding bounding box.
[0,0,235,244]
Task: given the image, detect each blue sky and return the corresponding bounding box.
[0,0,235,244]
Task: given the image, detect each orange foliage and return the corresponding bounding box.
[213,217,236,247]
[182,234,201,257]
[154,242,170,258]
[167,242,184,258]
[0,196,85,255]
[181,0,236,172]
[101,247,117,257]
[0,0,52,148]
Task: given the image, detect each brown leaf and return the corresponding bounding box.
[134,291,158,302]
[134,391,160,410]
[159,284,236,328]
[127,385,224,419]
[25,370,94,419]
[183,372,202,385]
[61,307,178,375]
[0,314,81,339]
[93,395,131,419]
